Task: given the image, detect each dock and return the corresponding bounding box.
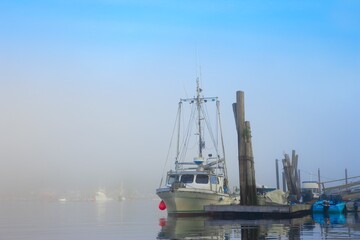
[208,91,313,220]
[204,204,312,219]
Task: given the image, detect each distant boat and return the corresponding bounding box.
[118,182,126,201]
[95,189,111,202]
[312,194,346,214]
[156,79,238,215]
[302,181,320,200]
[58,198,67,202]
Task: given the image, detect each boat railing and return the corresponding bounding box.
[205,158,225,167]
[176,162,198,166]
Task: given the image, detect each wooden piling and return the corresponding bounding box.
[233,91,257,205]
[276,159,280,189]
[282,172,287,192]
[345,168,348,191]
[282,150,301,201]
[318,168,321,193]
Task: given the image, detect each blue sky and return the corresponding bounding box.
[0,0,359,195]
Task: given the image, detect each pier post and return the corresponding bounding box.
[282,151,301,201]
[276,159,280,189]
[298,169,301,195]
[233,91,257,205]
[345,168,348,191]
[282,172,287,192]
[318,168,321,193]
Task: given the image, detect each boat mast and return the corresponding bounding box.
[179,79,217,163]
[196,77,203,158]
[176,102,181,158]
[175,101,182,169]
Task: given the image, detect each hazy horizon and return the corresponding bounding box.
[1,1,359,197]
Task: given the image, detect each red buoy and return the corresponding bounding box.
[158,200,166,210]
[159,218,166,227]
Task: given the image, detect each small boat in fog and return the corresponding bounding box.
[156,79,238,215]
[95,189,111,202]
[301,180,320,200]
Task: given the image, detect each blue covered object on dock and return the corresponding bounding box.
[312,194,346,214]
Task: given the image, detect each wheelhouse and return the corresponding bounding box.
[166,172,227,193]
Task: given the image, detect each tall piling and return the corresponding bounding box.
[282,150,301,201]
[345,168,348,191]
[318,168,321,193]
[276,159,280,189]
[282,172,287,192]
[233,91,257,205]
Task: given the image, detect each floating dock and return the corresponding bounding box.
[204,204,312,219]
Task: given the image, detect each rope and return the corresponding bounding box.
[159,104,181,187]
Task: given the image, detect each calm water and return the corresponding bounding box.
[1,199,360,239]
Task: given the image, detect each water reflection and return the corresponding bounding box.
[311,213,360,239]
[157,216,231,239]
[95,200,125,224]
[157,214,360,239]
[95,202,106,223]
[157,216,311,239]
[312,213,346,225]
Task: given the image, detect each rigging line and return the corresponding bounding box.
[300,169,339,182]
[216,101,219,149]
[320,176,339,182]
[159,104,182,187]
[178,103,187,161]
[300,169,317,175]
[300,170,319,177]
[217,100,228,179]
[195,46,199,79]
[179,103,196,162]
[205,107,220,155]
[201,104,219,155]
[182,81,189,100]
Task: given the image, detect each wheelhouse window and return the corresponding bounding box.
[210,176,219,184]
[180,174,194,183]
[196,175,209,184]
[167,175,179,184]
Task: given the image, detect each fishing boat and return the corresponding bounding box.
[301,180,320,200]
[95,189,112,202]
[156,78,238,215]
[312,194,346,214]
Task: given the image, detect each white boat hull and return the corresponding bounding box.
[157,188,237,215]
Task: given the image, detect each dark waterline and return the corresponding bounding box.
[1,199,360,239]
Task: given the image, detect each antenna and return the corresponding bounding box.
[195,46,202,86]
[199,64,203,87]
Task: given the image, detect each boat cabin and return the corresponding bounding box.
[301,181,320,200]
[166,172,228,193]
